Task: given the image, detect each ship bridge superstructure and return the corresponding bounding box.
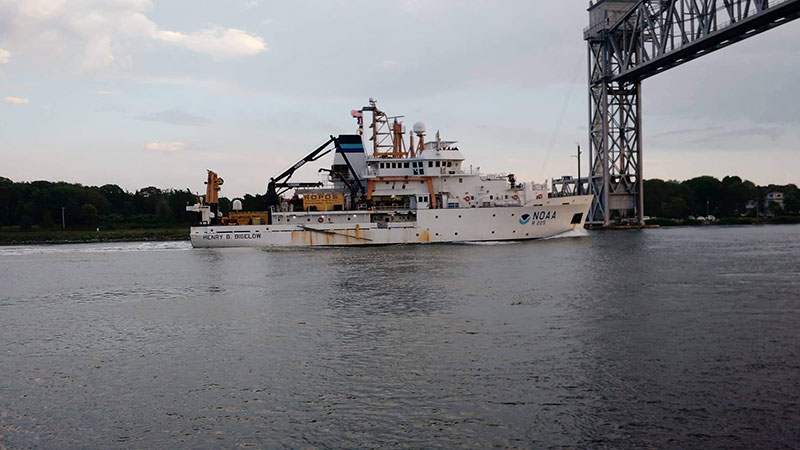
[344,99,547,212]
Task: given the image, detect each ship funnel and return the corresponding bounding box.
[333,134,367,184]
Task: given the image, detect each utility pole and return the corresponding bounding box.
[61,206,66,230]
[572,144,582,195]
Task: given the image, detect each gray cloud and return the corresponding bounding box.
[651,126,724,139]
[689,126,786,144]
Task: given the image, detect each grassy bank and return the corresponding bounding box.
[645,216,800,227]
[0,227,190,245]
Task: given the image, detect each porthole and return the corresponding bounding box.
[435,232,439,236]
[513,230,516,233]
[454,232,458,236]
[491,231,495,234]
[511,214,515,217]
[458,215,462,218]
[492,214,496,217]
[435,215,439,219]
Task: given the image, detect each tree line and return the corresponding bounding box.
[0,177,197,230]
[644,176,799,218]
[1,175,798,230]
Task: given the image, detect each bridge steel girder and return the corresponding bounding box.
[585,0,800,226]
[587,30,645,225]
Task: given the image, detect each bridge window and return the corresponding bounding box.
[379,162,385,168]
[435,161,441,167]
[404,162,409,168]
[428,161,433,168]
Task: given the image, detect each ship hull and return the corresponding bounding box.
[190,195,592,248]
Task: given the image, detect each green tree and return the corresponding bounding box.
[41,209,55,229]
[135,186,163,214]
[784,196,800,214]
[81,203,99,227]
[19,214,34,230]
[665,197,690,219]
[155,198,173,222]
[644,179,672,217]
[682,176,721,216]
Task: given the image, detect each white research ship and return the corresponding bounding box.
[187,99,592,247]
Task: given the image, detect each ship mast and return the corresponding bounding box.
[363,98,408,159]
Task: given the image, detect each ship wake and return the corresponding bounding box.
[543,227,590,240]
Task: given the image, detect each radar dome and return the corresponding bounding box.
[232,199,243,211]
[413,121,427,135]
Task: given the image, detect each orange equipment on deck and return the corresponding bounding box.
[205,170,223,204]
[221,212,270,226]
[303,193,345,211]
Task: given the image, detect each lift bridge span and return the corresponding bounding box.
[555,0,800,226]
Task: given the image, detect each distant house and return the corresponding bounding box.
[745,192,785,213]
[766,191,784,205]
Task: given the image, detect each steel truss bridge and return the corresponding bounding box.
[569,0,800,226]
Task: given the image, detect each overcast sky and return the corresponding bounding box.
[1,0,798,197]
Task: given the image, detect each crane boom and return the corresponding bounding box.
[266,137,335,209]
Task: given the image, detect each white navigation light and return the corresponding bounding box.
[413,121,426,135]
[233,199,243,211]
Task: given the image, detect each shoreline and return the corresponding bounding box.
[646,217,800,227]
[0,228,190,246]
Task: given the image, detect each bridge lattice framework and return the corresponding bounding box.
[581,0,800,226]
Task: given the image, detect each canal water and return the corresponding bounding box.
[1,226,798,448]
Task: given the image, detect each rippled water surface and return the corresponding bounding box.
[1,226,799,448]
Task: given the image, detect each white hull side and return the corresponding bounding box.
[190,195,591,248]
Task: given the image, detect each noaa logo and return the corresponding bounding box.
[519,214,531,225]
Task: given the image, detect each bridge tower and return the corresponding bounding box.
[583,0,800,227]
[586,0,643,226]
